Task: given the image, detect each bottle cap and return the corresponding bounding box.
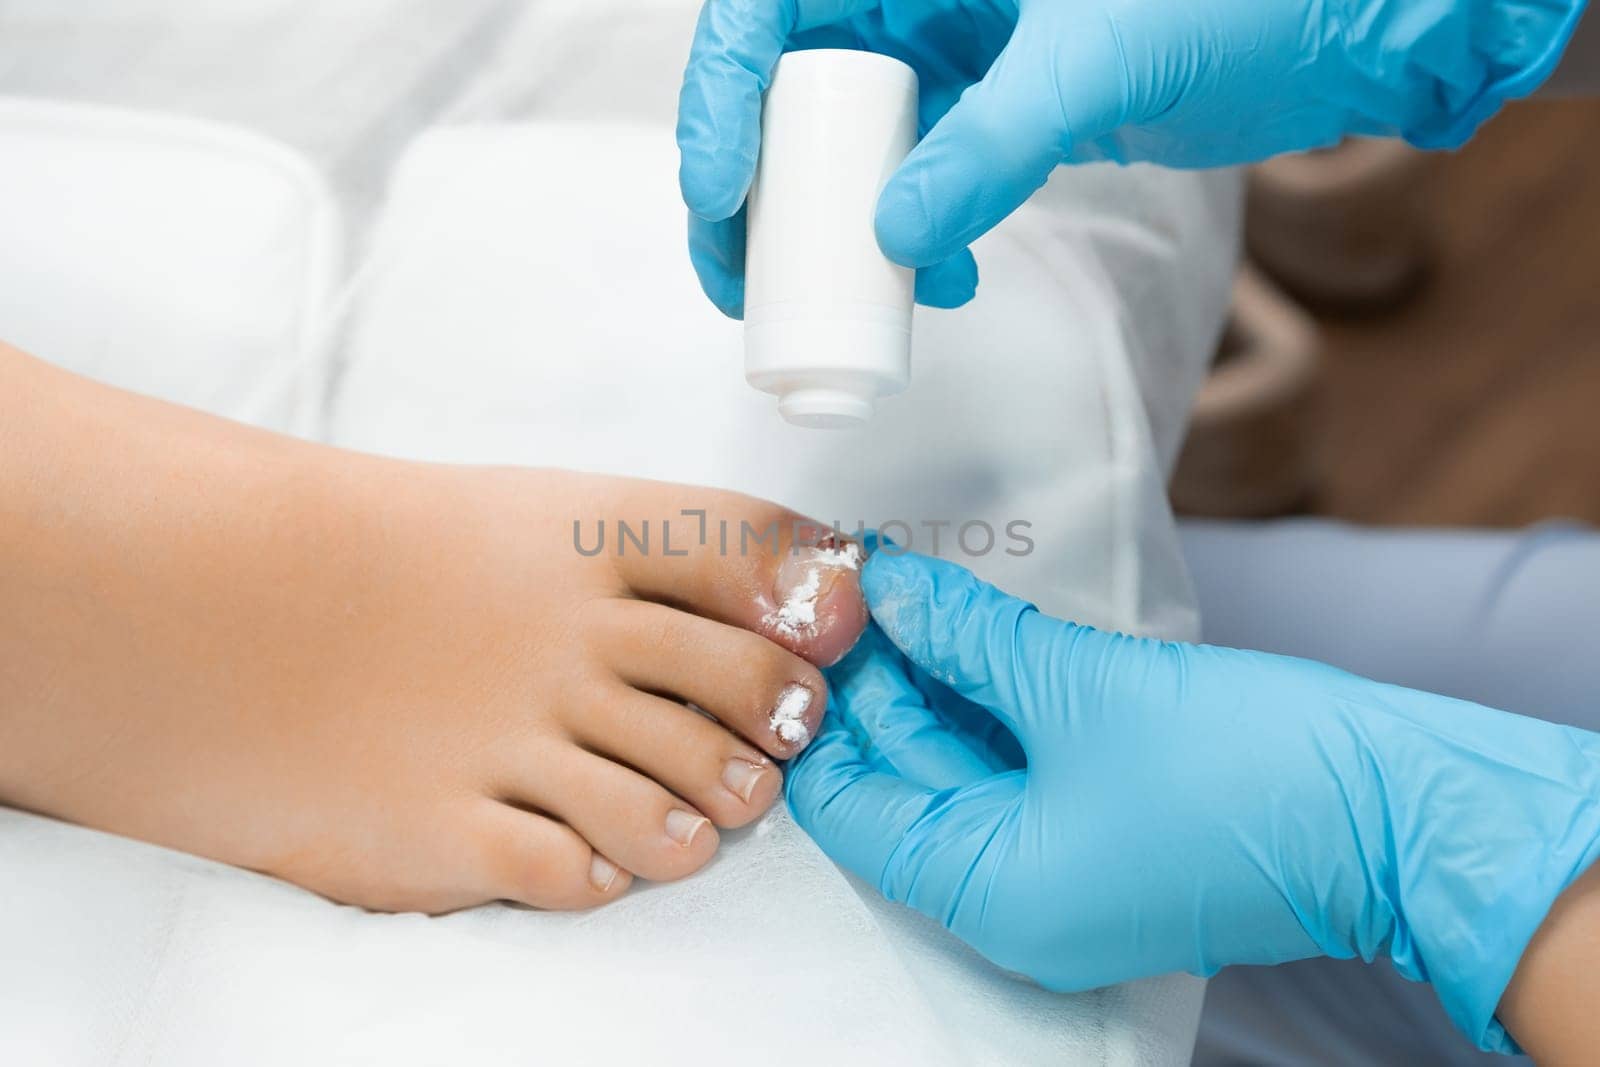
[778,387,876,428]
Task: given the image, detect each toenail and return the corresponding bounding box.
[768,542,865,640]
[770,683,815,748]
[722,757,774,804]
[666,809,710,848]
[589,854,621,893]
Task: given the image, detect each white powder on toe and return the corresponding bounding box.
[813,542,864,571]
[766,541,864,640]
[770,683,813,746]
[771,566,823,638]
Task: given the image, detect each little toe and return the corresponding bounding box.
[473,800,634,911]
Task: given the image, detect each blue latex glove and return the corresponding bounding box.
[678,0,1588,314]
[788,551,1600,1053]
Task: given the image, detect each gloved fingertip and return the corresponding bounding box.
[687,261,745,320]
[686,211,747,319]
[703,268,745,320]
[676,67,760,223]
[687,258,745,319]
[678,150,749,224]
[861,550,936,646]
[874,168,948,269]
[879,39,1075,271]
[863,552,1039,738]
[914,251,979,309]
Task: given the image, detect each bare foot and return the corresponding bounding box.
[0,346,867,912]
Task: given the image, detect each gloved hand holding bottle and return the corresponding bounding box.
[787,550,1600,1054]
[678,0,1590,315]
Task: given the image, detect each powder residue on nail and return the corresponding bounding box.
[771,683,813,746]
[814,541,864,571]
[767,541,864,639]
[771,566,823,638]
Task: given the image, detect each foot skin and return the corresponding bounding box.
[0,348,868,913]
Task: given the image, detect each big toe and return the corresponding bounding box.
[763,535,869,667]
[603,482,868,667]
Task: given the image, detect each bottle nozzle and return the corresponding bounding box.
[777,387,875,429]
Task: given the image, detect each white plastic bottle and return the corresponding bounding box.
[744,49,919,429]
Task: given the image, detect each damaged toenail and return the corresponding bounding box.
[768,542,865,641]
[666,809,710,848]
[770,683,815,748]
[589,854,621,893]
[722,757,774,804]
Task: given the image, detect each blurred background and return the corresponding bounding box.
[1172,98,1600,528]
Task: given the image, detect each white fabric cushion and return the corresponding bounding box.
[0,97,340,433]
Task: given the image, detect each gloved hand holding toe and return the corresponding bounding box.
[788,549,1600,1054]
